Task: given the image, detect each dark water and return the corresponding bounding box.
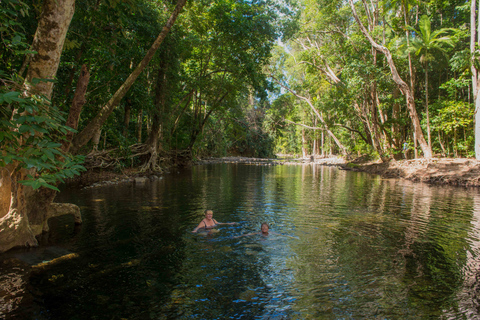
[2,164,480,319]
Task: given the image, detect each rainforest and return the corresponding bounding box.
[0,0,478,252]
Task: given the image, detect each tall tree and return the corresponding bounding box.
[384,0,419,156]
[472,0,480,159]
[270,75,348,155]
[70,0,188,154]
[410,14,455,149]
[168,0,279,154]
[348,0,433,158]
[0,0,75,253]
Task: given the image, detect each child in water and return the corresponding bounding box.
[235,223,298,239]
[235,223,277,238]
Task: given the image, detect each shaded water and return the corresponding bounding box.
[2,164,480,319]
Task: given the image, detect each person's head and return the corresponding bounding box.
[260,222,269,234]
[204,209,213,219]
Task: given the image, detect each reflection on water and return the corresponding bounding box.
[2,164,480,319]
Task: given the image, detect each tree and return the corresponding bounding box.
[384,0,419,155]
[1,0,77,253]
[471,0,480,159]
[161,0,279,155]
[348,0,433,158]
[70,0,188,154]
[409,14,455,149]
[270,75,348,155]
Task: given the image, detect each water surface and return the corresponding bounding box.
[2,163,480,319]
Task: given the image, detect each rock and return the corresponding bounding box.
[134,177,149,184]
[51,203,82,224]
[38,203,82,233]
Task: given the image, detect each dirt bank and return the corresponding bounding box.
[343,158,480,188]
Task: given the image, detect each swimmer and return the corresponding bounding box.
[235,222,278,238]
[192,209,236,233]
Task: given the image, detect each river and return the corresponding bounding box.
[2,163,480,319]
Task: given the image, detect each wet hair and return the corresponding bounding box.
[261,222,269,229]
[204,209,213,215]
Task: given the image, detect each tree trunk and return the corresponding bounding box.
[425,68,431,148]
[391,87,401,148]
[302,128,307,158]
[70,0,187,154]
[92,129,102,151]
[349,0,432,158]
[370,86,388,160]
[143,112,161,171]
[472,0,480,159]
[0,167,38,253]
[365,0,389,161]
[321,131,325,157]
[123,99,131,138]
[438,131,446,156]
[352,101,374,147]
[414,129,418,158]
[25,0,75,99]
[137,109,143,143]
[187,91,228,151]
[64,30,93,98]
[63,64,90,152]
[188,108,216,151]
[63,0,101,98]
[143,62,168,172]
[454,128,458,157]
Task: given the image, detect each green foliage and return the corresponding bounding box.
[265,0,472,159]
[0,74,85,191]
[432,100,472,134]
[408,15,456,65]
[5,0,474,170]
[159,0,281,155]
[231,123,275,158]
[0,0,35,72]
[427,78,473,156]
[1,0,85,191]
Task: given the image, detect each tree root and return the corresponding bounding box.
[83,144,192,173]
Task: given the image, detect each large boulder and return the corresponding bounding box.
[0,203,82,253]
[33,202,82,234]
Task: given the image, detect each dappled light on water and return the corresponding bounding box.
[2,164,480,319]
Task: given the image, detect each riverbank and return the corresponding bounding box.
[66,156,480,189]
[344,157,480,188]
[195,156,480,188]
